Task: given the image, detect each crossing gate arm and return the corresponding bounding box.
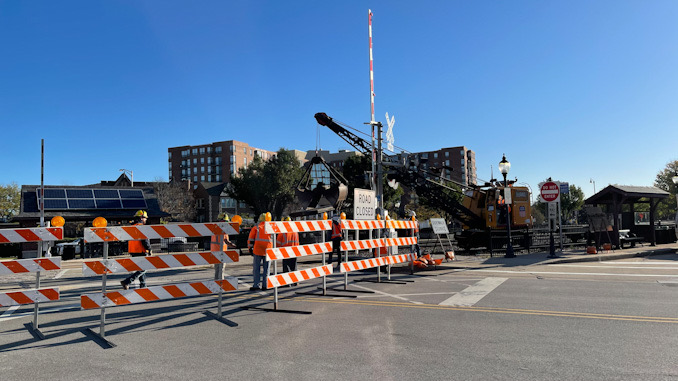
[84,222,238,243]
[82,250,239,276]
[80,278,238,309]
[0,288,60,306]
[265,242,332,261]
[266,265,333,288]
[0,227,63,243]
[0,257,62,275]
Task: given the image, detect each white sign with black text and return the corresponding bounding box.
[429,218,449,234]
[353,188,376,220]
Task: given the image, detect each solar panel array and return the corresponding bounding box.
[36,188,147,210]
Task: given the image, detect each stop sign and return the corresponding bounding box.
[540,181,560,202]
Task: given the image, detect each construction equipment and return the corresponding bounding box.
[295,154,348,211]
[314,112,533,250]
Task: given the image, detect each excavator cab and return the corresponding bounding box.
[296,155,348,210]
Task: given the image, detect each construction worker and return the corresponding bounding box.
[121,210,152,290]
[212,213,235,279]
[328,213,343,270]
[410,210,426,265]
[277,216,299,280]
[211,213,235,252]
[250,213,272,291]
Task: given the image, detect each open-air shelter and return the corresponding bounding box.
[584,185,670,247]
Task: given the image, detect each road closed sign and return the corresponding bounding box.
[540,181,560,203]
[353,188,376,220]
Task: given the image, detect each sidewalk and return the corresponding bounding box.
[443,242,678,269]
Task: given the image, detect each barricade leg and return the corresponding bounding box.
[26,241,45,339]
[84,242,116,348]
[298,234,356,299]
[204,247,238,326]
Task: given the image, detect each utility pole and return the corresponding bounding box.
[367,9,384,211]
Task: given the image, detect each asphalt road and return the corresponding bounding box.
[1,253,677,380]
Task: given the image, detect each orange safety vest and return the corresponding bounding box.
[276,231,299,248]
[247,227,257,249]
[128,223,146,254]
[252,222,272,256]
[210,234,229,252]
[331,220,342,239]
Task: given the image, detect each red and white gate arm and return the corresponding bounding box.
[341,220,385,230]
[386,253,415,265]
[80,278,238,309]
[0,227,63,243]
[383,237,417,247]
[0,257,62,275]
[339,257,390,273]
[84,222,239,243]
[264,220,331,234]
[266,265,333,288]
[0,288,60,307]
[386,220,418,229]
[82,251,239,276]
[341,238,384,251]
[266,242,332,261]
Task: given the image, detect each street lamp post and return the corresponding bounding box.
[120,169,134,187]
[499,154,515,258]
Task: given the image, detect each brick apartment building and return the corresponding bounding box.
[168,140,276,185]
[411,146,476,186]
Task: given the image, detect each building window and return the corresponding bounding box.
[207,147,212,154]
[215,157,222,165]
[207,157,212,165]
[421,153,428,159]
[445,151,449,157]
[192,148,198,155]
[201,175,205,181]
[243,147,246,154]
[193,167,197,174]
[193,158,197,165]
[445,160,450,166]
[193,176,198,182]
[200,157,205,164]
[199,147,205,154]
[168,152,172,160]
[250,149,253,155]
[201,166,205,173]
[197,199,204,208]
[434,153,438,159]
[230,145,234,152]
[216,175,222,182]
[215,146,222,154]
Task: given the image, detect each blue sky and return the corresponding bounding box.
[2,1,678,199]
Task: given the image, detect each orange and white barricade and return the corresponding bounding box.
[241,219,337,314]
[0,226,63,339]
[81,222,239,347]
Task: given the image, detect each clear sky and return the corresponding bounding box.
[2,1,677,200]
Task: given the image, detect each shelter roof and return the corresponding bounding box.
[585,184,669,205]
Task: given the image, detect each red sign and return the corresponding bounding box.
[540,181,560,202]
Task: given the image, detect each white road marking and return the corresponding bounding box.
[439,277,508,307]
[350,283,424,304]
[460,269,678,277]
[0,305,20,318]
[357,292,457,299]
[54,269,69,279]
[0,303,80,322]
[549,264,678,270]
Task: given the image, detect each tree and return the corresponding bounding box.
[227,149,304,220]
[560,184,585,223]
[153,180,196,222]
[0,183,20,221]
[653,159,678,220]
